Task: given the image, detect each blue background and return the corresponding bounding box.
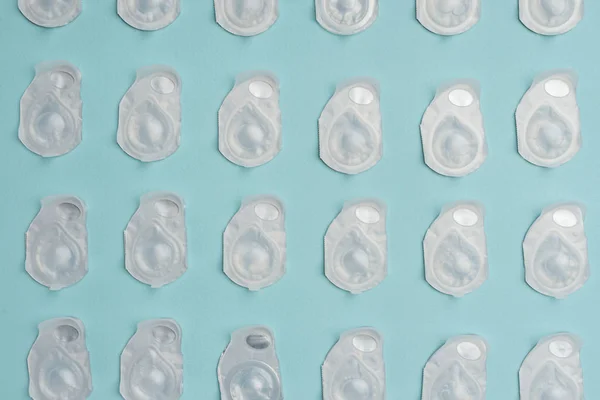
[1,1,598,398]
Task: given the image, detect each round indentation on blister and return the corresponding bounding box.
[151,75,176,94]
[553,209,577,228]
[154,199,179,218]
[352,334,377,352]
[246,333,271,350]
[50,71,75,89]
[341,378,373,399]
[228,363,278,400]
[453,208,478,227]
[249,81,273,99]
[54,324,80,343]
[544,79,570,98]
[549,339,573,358]
[457,341,481,360]
[152,325,176,345]
[355,206,380,224]
[349,86,374,105]
[254,203,279,221]
[448,89,474,107]
[57,202,82,221]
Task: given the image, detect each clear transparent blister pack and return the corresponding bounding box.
[421,80,487,177]
[422,335,488,400]
[218,326,283,400]
[523,203,589,299]
[416,0,481,35]
[319,79,382,175]
[19,0,82,28]
[20,62,82,157]
[519,333,584,400]
[316,0,379,35]
[118,0,180,31]
[120,319,183,400]
[223,196,286,291]
[214,0,279,36]
[423,202,488,297]
[519,0,583,35]
[124,192,187,288]
[322,327,385,400]
[325,200,387,294]
[516,70,581,168]
[26,196,87,290]
[28,317,92,400]
[118,66,182,162]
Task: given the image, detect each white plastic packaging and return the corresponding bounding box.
[421,80,487,177]
[322,327,385,400]
[28,317,92,400]
[125,192,187,288]
[218,326,283,400]
[316,0,379,35]
[524,203,589,299]
[319,79,382,174]
[219,72,281,168]
[516,71,580,168]
[118,66,182,162]
[423,202,488,297]
[120,319,183,400]
[520,0,583,35]
[223,196,286,291]
[20,62,82,157]
[19,0,82,28]
[417,0,480,36]
[118,0,180,31]
[519,333,584,400]
[422,335,488,400]
[214,0,278,36]
[26,196,87,290]
[325,200,387,294]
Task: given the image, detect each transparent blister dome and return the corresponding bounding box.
[322,327,386,400]
[422,335,487,400]
[124,192,187,288]
[319,79,382,175]
[423,202,488,297]
[19,0,82,28]
[520,0,583,35]
[118,0,180,31]
[325,200,387,294]
[218,326,283,400]
[421,80,487,177]
[219,72,281,168]
[28,317,92,400]
[316,0,379,35]
[19,62,82,157]
[417,0,481,36]
[118,66,182,162]
[214,0,278,36]
[516,70,581,168]
[223,196,286,291]
[120,319,183,400]
[523,203,589,299]
[26,195,87,290]
[519,333,584,400]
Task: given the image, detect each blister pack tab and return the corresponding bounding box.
[19,0,81,28]
[325,200,387,294]
[118,66,182,162]
[118,0,180,31]
[423,335,488,400]
[520,333,584,400]
[26,196,87,290]
[120,319,183,400]
[316,0,379,35]
[28,317,92,400]
[421,80,487,177]
[520,0,583,35]
[417,0,481,35]
[214,0,278,36]
[516,71,580,168]
[319,79,382,174]
[424,202,488,297]
[219,72,281,168]
[223,196,286,291]
[125,192,187,288]
[524,203,589,299]
[20,62,82,157]
[322,328,385,400]
[218,326,283,400]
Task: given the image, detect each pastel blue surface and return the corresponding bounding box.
[1,1,598,399]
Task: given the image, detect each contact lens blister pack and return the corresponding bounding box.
[315,0,379,35]
[19,0,82,27]
[118,0,181,31]
[417,0,481,35]
[519,0,583,35]
[214,0,279,36]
